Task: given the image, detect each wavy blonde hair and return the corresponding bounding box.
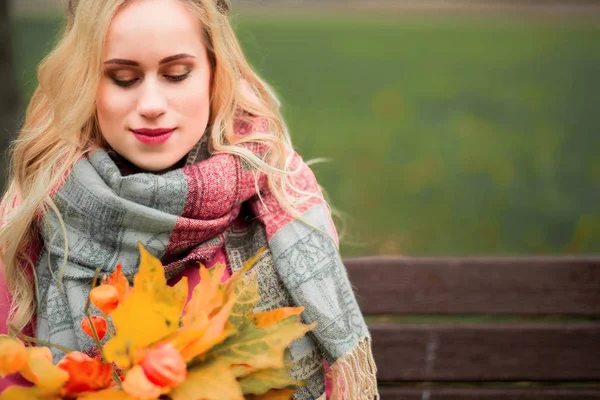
[0,0,316,333]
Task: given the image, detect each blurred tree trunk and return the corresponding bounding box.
[0,0,19,192]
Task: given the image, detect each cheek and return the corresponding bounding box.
[97,82,131,129]
[173,70,211,122]
[175,87,210,121]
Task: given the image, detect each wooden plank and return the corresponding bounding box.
[371,323,600,381]
[378,387,600,399]
[344,256,600,315]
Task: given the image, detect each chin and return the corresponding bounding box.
[127,155,183,174]
[142,164,173,173]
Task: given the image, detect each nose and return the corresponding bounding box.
[136,78,167,118]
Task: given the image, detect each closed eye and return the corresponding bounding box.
[164,72,191,82]
[111,77,140,87]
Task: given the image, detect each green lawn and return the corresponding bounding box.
[11,12,600,257]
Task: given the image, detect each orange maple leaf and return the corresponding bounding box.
[253,307,305,328]
[172,263,237,362]
[105,263,130,302]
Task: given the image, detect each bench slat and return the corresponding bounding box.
[345,257,600,315]
[378,387,600,399]
[371,323,600,381]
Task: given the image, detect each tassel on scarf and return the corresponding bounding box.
[326,336,379,399]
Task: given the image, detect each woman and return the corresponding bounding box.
[0,0,378,398]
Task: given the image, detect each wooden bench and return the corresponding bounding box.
[344,256,600,399]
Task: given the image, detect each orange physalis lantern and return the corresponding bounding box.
[123,365,162,399]
[81,315,108,341]
[57,351,113,394]
[140,342,186,388]
[90,284,120,315]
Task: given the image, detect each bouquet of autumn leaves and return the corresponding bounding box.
[0,244,315,399]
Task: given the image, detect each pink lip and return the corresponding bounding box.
[131,128,175,145]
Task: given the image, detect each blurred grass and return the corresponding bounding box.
[11,12,600,257]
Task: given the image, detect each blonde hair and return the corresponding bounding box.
[0,0,317,333]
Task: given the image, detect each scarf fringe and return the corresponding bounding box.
[326,336,379,399]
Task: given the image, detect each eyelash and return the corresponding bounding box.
[165,72,191,82]
[111,72,191,87]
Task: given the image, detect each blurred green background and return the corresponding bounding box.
[11,8,600,257]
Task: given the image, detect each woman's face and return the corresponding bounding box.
[97,0,211,172]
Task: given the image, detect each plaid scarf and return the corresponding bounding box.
[34,136,378,399]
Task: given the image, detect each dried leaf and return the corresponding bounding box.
[20,347,68,397]
[227,272,261,328]
[132,244,188,306]
[173,259,243,362]
[245,388,295,400]
[239,366,299,395]
[173,295,237,362]
[18,347,52,384]
[105,263,130,302]
[182,263,228,329]
[56,351,113,395]
[78,389,138,400]
[0,335,26,377]
[209,314,316,371]
[104,244,188,369]
[0,387,47,400]
[252,307,304,329]
[239,349,299,395]
[236,247,266,276]
[222,248,264,328]
[169,360,243,400]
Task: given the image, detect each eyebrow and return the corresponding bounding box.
[104,53,196,66]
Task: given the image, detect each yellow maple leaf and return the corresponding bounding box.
[181,263,228,329]
[104,243,188,369]
[172,299,237,362]
[222,247,266,293]
[213,248,264,330]
[171,260,239,362]
[0,387,49,400]
[252,307,305,329]
[208,313,316,371]
[169,359,243,400]
[21,347,69,397]
[77,389,138,400]
[235,247,266,276]
[239,350,299,395]
[227,271,261,328]
[182,248,264,334]
[0,335,26,377]
[0,347,69,400]
[171,248,313,400]
[245,389,295,400]
[173,254,267,364]
[190,248,264,326]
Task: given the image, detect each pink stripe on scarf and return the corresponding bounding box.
[251,153,338,245]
